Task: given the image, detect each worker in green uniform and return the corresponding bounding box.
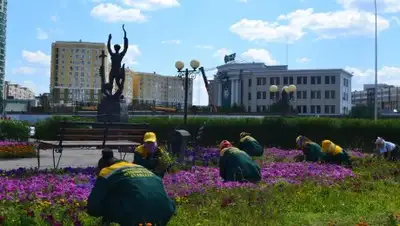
[87,149,176,226]
[219,140,262,183]
[321,140,352,167]
[134,132,172,178]
[238,132,264,167]
[296,135,326,162]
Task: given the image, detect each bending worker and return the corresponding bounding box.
[321,140,352,167]
[296,135,325,162]
[375,137,399,161]
[238,132,264,166]
[219,140,261,183]
[134,132,171,178]
[87,149,176,226]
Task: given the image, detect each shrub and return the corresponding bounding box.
[0,141,36,158]
[0,120,30,141]
[34,116,400,152]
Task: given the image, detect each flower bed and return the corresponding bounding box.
[0,147,396,225]
[0,141,36,159]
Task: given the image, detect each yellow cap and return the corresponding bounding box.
[143,132,157,143]
[321,140,332,149]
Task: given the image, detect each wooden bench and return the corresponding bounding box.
[36,121,149,169]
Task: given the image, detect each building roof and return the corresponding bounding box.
[216,62,354,77]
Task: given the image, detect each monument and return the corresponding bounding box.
[97,24,129,123]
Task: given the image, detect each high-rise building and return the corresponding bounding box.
[212,63,353,115]
[132,72,193,108]
[50,41,108,105]
[4,81,35,100]
[0,0,7,99]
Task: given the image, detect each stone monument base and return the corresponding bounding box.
[97,97,129,123]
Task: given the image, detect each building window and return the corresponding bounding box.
[316,105,321,113]
[302,105,307,113]
[297,76,302,84]
[324,105,329,114]
[248,79,252,87]
[248,106,251,112]
[248,92,251,100]
[344,78,349,87]
[331,105,335,113]
[296,91,301,99]
[330,90,335,99]
[262,91,266,99]
[302,90,307,99]
[325,76,330,84]
[311,105,315,113]
[331,76,336,84]
[297,106,301,113]
[283,77,293,85]
[317,76,321,84]
[325,90,330,99]
[311,76,315,84]
[257,91,261,99]
[303,77,307,84]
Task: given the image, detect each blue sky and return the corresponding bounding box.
[6,0,400,105]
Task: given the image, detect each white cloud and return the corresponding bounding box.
[195,45,214,49]
[161,40,181,44]
[121,0,180,11]
[51,16,58,22]
[213,48,232,60]
[120,44,141,66]
[296,57,311,63]
[36,28,49,40]
[230,8,390,42]
[11,67,37,74]
[90,3,147,22]
[22,50,51,66]
[346,66,400,91]
[337,0,400,13]
[241,49,278,65]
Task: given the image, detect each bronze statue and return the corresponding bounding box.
[107,24,128,94]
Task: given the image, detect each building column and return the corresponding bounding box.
[217,82,222,106]
[236,79,240,105]
[231,80,235,106]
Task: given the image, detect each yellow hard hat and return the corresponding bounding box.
[143,132,157,143]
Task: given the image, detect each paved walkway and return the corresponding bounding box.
[0,148,135,170]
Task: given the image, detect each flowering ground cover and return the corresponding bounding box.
[0,148,399,225]
[0,141,36,159]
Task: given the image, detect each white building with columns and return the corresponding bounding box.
[210,62,353,115]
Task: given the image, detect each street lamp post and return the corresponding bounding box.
[175,60,200,125]
[374,0,378,121]
[269,84,297,116]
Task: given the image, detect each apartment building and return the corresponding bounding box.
[132,72,193,108]
[4,81,35,100]
[49,41,108,105]
[211,63,353,115]
[0,0,7,99]
[352,84,400,111]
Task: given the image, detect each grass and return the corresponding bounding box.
[0,157,399,225]
[168,159,400,226]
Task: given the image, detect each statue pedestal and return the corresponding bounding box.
[97,96,129,123]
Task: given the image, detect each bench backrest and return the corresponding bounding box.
[57,121,149,146]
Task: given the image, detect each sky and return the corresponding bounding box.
[5,0,400,105]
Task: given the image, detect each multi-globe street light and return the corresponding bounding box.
[175,60,201,125]
[269,84,297,116]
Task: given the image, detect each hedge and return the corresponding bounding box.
[32,116,400,152]
[0,120,30,141]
